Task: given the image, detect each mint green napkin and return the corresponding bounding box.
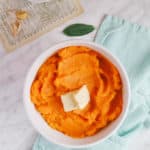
[33,15,150,150]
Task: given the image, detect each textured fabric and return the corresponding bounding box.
[33,15,150,150]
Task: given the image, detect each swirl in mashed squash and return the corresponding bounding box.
[30,46,123,138]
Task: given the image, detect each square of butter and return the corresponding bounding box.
[73,85,90,109]
[61,92,78,112]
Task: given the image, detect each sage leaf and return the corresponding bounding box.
[63,23,95,36]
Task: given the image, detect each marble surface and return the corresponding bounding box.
[0,0,150,149]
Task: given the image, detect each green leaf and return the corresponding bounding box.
[63,23,95,36]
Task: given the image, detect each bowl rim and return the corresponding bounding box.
[23,39,131,148]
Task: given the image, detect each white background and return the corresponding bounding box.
[0,0,150,149]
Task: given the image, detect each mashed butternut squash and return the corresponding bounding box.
[30,46,123,138]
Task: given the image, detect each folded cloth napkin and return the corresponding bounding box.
[33,15,150,150]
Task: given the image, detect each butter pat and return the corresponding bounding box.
[61,92,78,112]
[74,85,90,109]
[61,85,90,112]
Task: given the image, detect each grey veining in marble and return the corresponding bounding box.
[0,0,150,149]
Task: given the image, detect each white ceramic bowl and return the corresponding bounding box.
[23,40,130,149]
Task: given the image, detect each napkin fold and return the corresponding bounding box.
[33,15,150,150]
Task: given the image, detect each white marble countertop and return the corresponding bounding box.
[1,0,150,149]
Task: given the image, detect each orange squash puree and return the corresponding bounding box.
[30,46,123,138]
